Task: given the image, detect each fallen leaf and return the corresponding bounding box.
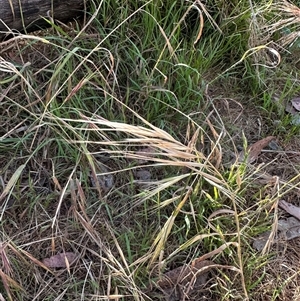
[278,216,300,231]
[90,164,114,192]
[253,215,300,251]
[279,200,300,220]
[253,231,272,251]
[291,115,300,126]
[95,173,114,192]
[285,102,297,115]
[155,260,215,301]
[42,252,77,268]
[279,217,300,240]
[237,136,276,163]
[157,260,214,288]
[135,169,151,181]
[291,97,300,111]
[285,98,300,125]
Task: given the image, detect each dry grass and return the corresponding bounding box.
[1,1,300,300]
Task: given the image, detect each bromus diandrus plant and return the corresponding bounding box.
[1,0,300,300]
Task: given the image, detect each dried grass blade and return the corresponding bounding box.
[192,4,204,44]
[0,164,25,202]
[18,249,53,272]
[0,269,13,301]
[164,233,220,262]
[0,268,25,295]
[196,242,239,262]
[150,188,193,265]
